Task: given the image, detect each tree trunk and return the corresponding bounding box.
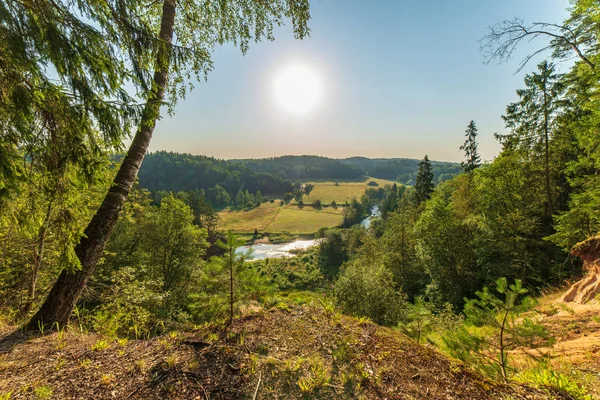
[21,201,53,317]
[25,0,177,331]
[229,246,234,326]
[542,73,554,218]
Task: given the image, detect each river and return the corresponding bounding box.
[237,205,381,261]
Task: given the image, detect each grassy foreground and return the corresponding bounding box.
[0,306,554,399]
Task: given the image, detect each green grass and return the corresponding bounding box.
[218,203,343,234]
[300,178,397,204]
[268,206,343,234]
[217,178,395,234]
[218,201,281,232]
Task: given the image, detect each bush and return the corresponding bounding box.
[367,181,379,187]
[335,260,407,326]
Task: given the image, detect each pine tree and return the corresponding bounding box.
[415,155,434,204]
[442,278,553,382]
[460,121,482,173]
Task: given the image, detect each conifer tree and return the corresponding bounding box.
[415,155,434,204]
[460,121,482,173]
[501,61,565,219]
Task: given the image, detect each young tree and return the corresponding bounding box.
[443,278,553,382]
[460,121,482,173]
[415,155,434,204]
[217,231,247,326]
[27,0,311,330]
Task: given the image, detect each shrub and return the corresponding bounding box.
[335,260,407,326]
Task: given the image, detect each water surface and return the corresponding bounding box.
[236,239,320,261]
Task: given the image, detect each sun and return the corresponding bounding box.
[274,65,321,114]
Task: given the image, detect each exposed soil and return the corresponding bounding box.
[0,306,555,399]
[528,291,600,398]
[559,235,600,304]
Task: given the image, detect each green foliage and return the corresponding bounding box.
[515,366,592,400]
[91,267,167,338]
[381,202,428,299]
[33,386,52,400]
[342,157,460,184]
[414,177,481,308]
[460,120,482,173]
[318,229,347,277]
[415,155,434,204]
[89,193,207,335]
[442,278,553,382]
[399,298,462,344]
[335,240,407,326]
[189,232,273,324]
[342,198,366,227]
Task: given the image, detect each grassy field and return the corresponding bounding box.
[218,177,396,234]
[218,202,343,234]
[217,201,281,232]
[268,206,343,234]
[300,177,397,204]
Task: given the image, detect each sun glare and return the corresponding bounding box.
[274,65,321,114]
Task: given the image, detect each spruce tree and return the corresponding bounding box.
[501,61,564,219]
[460,120,482,173]
[415,155,434,204]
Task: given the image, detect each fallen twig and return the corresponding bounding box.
[252,371,262,400]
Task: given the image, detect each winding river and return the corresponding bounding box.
[237,206,381,261]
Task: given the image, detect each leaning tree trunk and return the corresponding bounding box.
[25,0,177,331]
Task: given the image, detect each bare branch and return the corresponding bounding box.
[480,18,595,72]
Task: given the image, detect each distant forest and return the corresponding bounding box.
[137,152,460,200]
[342,157,460,184]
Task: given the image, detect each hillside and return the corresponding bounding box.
[341,157,460,184]
[0,306,557,400]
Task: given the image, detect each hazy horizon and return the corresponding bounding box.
[150,0,571,163]
[152,151,462,164]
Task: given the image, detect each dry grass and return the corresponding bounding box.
[299,178,397,204]
[268,206,344,234]
[217,178,396,234]
[0,307,554,399]
[217,201,281,232]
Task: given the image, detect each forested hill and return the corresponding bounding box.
[136,152,295,201]
[342,157,460,184]
[137,152,461,194]
[230,155,363,180]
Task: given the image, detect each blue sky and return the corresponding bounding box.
[151,0,571,162]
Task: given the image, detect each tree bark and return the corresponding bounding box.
[21,201,53,317]
[229,246,234,326]
[542,71,554,218]
[25,0,177,331]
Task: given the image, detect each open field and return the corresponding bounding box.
[218,178,394,234]
[218,202,343,234]
[299,177,397,204]
[268,206,343,233]
[217,201,281,232]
